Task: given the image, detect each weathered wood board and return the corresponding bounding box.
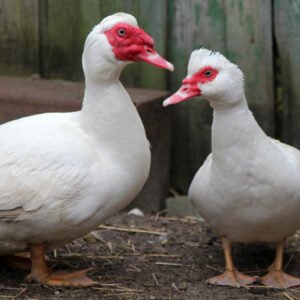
[0,0,39,76]
[40,0,102,80]
[138,0,168,90]
[274,0,300,147]
[224,0,274,135]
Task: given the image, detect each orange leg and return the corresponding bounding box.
[259,239,300,289]
[26,243,97,287]
[207,237,256,287]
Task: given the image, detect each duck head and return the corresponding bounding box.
[163,48,244,109]
[82,13,174,81]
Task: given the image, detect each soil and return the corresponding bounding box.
[0,213,299,300]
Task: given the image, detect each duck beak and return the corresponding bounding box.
[134,47,174,72]
[163,82,201,107]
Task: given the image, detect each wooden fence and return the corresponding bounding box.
[0,0,299,193]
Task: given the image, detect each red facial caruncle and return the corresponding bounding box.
[163,66,218,107]
[104,23,174,71]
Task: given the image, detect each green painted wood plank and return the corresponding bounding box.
[0,0,39,76]
[101,0,139,17]
[274,0,300,147]
[224,0,274,135]
[138,0,168,90]
[168,0,226,193]
[101,0,140,87]
[41,0,102,80]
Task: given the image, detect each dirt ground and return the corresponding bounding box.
[0,213,299,300]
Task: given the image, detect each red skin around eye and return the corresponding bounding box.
[104,22,174,71]
[184,66,218,85]
[104,23,154,61]
[162,66,219,106]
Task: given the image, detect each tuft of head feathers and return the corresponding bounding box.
[187,48,242,80]
[95,13,138,33]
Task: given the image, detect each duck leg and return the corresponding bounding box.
[207,237,256,287]
[259,239,300,288]
[26,243,97,287]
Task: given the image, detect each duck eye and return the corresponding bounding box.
[118,28,126,36]
[205,70,212,77]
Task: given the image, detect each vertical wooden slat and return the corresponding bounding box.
[224,0,274,134]
[39,0,49,78]
[274,0,300,147]
[100,0,139,22]
[0,0,39,75]
[41,0,102,80]
[168,0,226,192]
[138,0,168,90]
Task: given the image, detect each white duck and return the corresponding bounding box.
[0,13,173,287]
[163,48,300,289]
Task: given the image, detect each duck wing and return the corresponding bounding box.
[0,112,96,222]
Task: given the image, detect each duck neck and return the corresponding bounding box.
[211,96,265,161]
[79,76,147,152]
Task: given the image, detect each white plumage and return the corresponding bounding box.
[0,13,173,286]
[0,13,150,253]
[164,48,300,289]
[188,49,300,243]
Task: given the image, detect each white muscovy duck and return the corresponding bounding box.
[0,13,173,287]
[163,48,300,289]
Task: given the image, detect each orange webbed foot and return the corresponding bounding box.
[259,270,300,289]
[27,243,97,287]
[26,267,97,287]
[207,269,257,287]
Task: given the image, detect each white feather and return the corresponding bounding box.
[0,13,150,253]
[188,48,300,243]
